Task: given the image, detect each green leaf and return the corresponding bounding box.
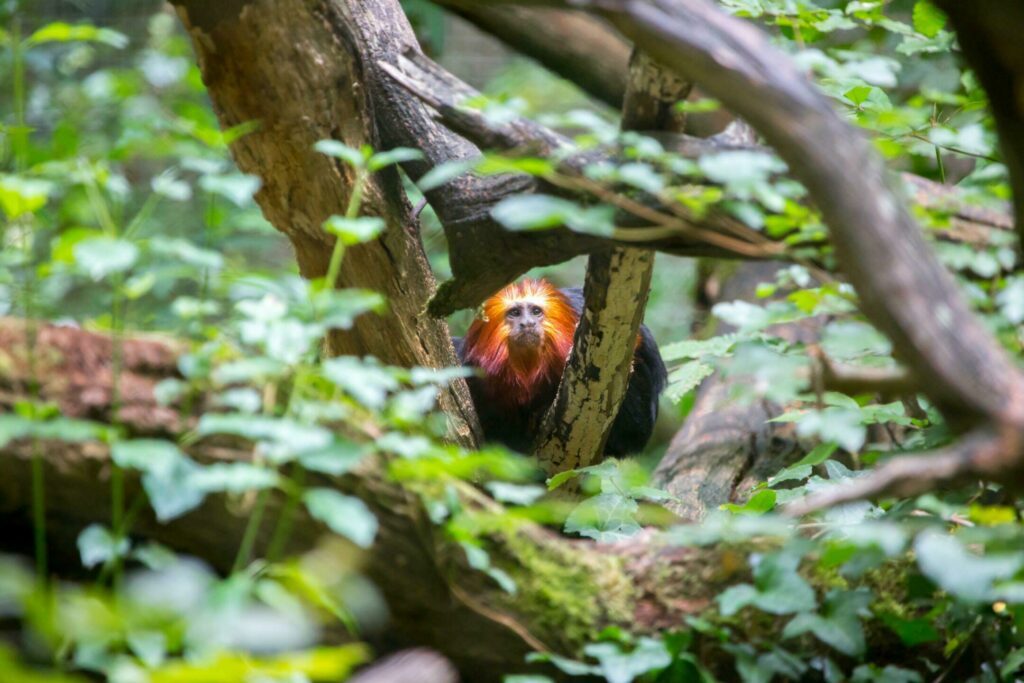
[1002,648,1024,679]
[879,612,939,647]
[27,22,128,48]
[485,482,546,506]
[197,414,333,463]
[127,631,167,668]
[491,194,576,232]
[321,357,401,408]
[199,173,261,207]
[190,463,279,493]
[151,171,192,201]
[722,489,777,516]
[77,524,130,569]
[315,140,366,168]
[417,159,473,191]
[584,638,671,683]
[718,549,816,616]
[912,1,945,38]
[367,147,424,171]
[298,440,367,476]
[564,493,641,543]
[0,175,54,218]
[782,589,870,657]
[323,215,386,245]
[73,236,139,280]
[664,360,714,403]
[770,442,837,486]
[303,489,378,548]
[914,529,1024,602]
[150,237,224,270]
[661,334,741,362]
[461,543,517,594]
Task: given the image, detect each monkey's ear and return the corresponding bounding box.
[476,303,490,323]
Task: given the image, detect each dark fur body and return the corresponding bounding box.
[455,288,667,456]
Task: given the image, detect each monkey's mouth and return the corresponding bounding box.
[509,329,542,348]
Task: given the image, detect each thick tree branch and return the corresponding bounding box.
[534,249,655,472]
[432,2,630,108]
[783,428,1022,517]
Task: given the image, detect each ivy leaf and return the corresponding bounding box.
[564,493,642,543]
[583,638,671,683]
[190,463,279,494]
[151,171,192,202]
[783,589,870,657]
[303,488,378,548]
[718,548,816,616]
[77,524,130,569]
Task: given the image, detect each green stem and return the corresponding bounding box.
[323,172,366,288]
[266,465,306,563]
[232,489,270,574]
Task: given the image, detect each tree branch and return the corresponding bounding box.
[783,428,1022,517]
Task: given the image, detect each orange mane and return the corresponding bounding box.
[462,279,579,407]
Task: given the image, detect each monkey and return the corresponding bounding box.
[454,278,667,456]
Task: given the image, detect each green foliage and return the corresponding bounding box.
[3,1,1024,681]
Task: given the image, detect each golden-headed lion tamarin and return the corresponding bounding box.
[455,279,667,456]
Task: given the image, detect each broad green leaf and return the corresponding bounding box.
[367,147,424,171]
[150,237,224,270]
[190,463,279,493]
[303,489,378,548]
[314,140,366,168]
[323,215,386,245]
[73,236,139,280]
[912,1,945,38]
[417,159,473,191]
[146,645,370,682]
[491,194,576,232]
[321,356,401,408]
[564,492,641,543]
[914,529,1024,602]
[660,334,741,362]
[151,171,192,201]
[198,173,260,207]
[0,175,54,218]
[28,22,128,48]
[664,360,714,403]
[722,489,777,516]
[77,524,130,569]
[584,638,671,683]
[782,589,870,657]
[718,549,816,616]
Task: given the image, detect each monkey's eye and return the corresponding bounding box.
[507,307,521,318]
[530,306,542,316]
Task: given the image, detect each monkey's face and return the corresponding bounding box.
[504,300,545,349]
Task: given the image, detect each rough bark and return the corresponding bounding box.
[534,248,655,473]
[935,1,1024,242]
[431,1,630,108]
[169,0,479,444]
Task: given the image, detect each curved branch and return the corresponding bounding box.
[783,428,1021,517]
[487,0,1024,429]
